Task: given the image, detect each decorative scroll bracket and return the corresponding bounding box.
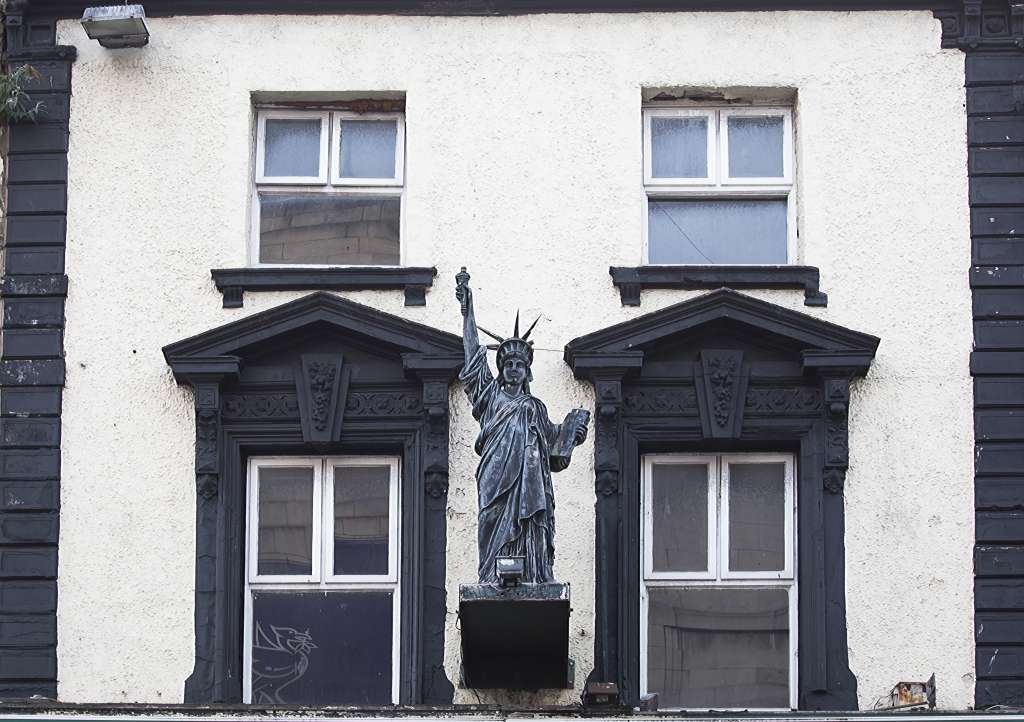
[404,353,463,499]
[169,356,241,501]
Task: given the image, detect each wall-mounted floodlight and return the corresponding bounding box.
[81,5,149,48]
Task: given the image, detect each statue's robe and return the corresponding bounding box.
[460,346,570,584]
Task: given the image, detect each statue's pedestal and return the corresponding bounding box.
[459,582,572,689]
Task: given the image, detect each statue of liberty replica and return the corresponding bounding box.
[456,268,590,585]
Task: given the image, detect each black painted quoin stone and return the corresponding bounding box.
[0,1,74,700]
[934,0,1024,708]
[162,292,461,704]
[564,289,879,710]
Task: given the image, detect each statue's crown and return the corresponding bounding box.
[479,312,540,368]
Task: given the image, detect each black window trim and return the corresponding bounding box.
[564,288,879,710]
[163,292,462,705]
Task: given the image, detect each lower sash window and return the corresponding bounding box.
[640,453,797,710]
[243,456,400,705]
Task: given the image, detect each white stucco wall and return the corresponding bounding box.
[55,10,971,710]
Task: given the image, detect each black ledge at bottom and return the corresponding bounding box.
[610,265,827,307]
[211,267,438,308]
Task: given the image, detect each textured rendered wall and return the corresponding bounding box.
[55,11,970,709]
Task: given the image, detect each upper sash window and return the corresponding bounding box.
[253,110,405,266]
[643,107,795,265]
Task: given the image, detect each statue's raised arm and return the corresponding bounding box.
[454,267,591,585]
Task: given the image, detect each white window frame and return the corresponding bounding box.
[324,456,401,584]
[720,107,794,186]
[642,455,718,581]
[255,110,331,185]
[643,108,717,186]
[641,105,797,265]
[330,111,406,187]
[639,452,798,711]
[251,108,406,267]
[243,455,401,705]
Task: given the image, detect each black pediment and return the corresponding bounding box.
[564,288,879,377]
[163,291,463,379]
[163,292,463,444]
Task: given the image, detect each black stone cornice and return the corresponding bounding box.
[935,1,1024,50]
[210,267,437,309]
[21,0,961,18]
[610,265,828,308]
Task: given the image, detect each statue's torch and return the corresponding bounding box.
[456,267,471,315]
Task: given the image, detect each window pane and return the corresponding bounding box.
[651,463,708,573]
[729,463,787,572]
[650,117,708,178]
[334,465,390,576]
[647,587,790,709]
[251,591,393,705]
[340,120,398,179]
[648,199,788,264]
[257,467,314,576]
[264,119,322,178]
[728,116,785,178]
[259,193,400,265]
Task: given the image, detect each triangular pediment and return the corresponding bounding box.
[564,289,879,376]
[163,292,462,381]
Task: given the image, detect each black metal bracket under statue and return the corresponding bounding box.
[459,583,572,689]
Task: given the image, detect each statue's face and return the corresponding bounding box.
[501,356,528,389]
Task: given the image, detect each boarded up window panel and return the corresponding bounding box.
[251,591,393,705]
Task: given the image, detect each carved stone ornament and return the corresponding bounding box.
[197,473,219,501]
[695,349,749,439]
[934,1,1024,50]
[295,353,351,443]
[424,469,449,499]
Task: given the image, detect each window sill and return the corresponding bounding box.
[211,266,437,308]
[610,265,827,307]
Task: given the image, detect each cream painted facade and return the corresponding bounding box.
[53,10,971,710]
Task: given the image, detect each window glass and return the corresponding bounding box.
[264,119,322,178]
[339,120,398,179]
[251,591,393,705]
[728,462,786,572]
[728,116,785,178]
[651,463,709,573]
[647,587,790,709]
[647,199,788,264]
[334,465,390,576]
[258,193,400,265]
[257,466,314,576]
[650,116,708,179]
